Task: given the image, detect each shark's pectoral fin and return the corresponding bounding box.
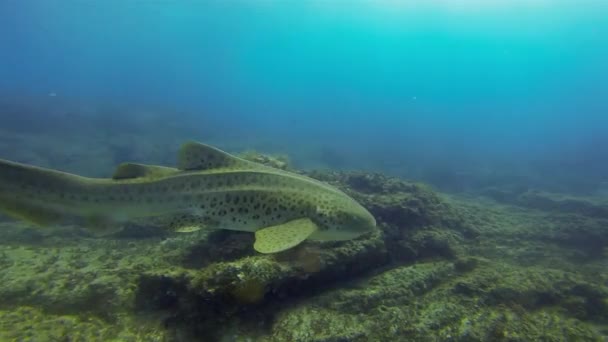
[254,218,319,254]
[177,141,253,171]
[112,163,179,180]
[169,214,215,233]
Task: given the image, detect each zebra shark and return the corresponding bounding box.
[0,142,376,253]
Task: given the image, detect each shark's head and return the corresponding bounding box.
[339,201,377,237]
[311,194,377,240]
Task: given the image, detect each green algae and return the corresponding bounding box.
[0,306,167,341]
[262,260,606,341]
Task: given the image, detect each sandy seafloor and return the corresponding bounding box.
[0,126,607,342]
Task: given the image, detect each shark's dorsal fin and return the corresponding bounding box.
[177,141,251,171]
[112,163,179,180]
[254,218,319,254]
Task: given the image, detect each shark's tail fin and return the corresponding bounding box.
[0,159,82,226]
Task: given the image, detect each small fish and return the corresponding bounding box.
[0,142,376,253]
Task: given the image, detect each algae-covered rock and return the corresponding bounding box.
[474,190,608,260]
[481,187,608,220]
[517,190,608,219]
[542,214,608,259]
[262,260,607,342]
[453,262,608,316]
[0,306,167,341]
[0,242,133,317]
[255,261,457,342]
[136,231,388,339]
[0,220,188,322]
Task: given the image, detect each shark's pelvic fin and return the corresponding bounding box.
[254,218,319,254]
[133,212,213,233]
[173,225,203,233]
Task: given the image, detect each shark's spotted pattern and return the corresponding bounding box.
[0,142,376,253]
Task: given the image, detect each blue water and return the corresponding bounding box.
[1,1,607,190]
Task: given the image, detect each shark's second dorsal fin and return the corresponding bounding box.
[112,163,179,180]
[177,141,251,171]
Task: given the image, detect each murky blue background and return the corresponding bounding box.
[1,0,607,191]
